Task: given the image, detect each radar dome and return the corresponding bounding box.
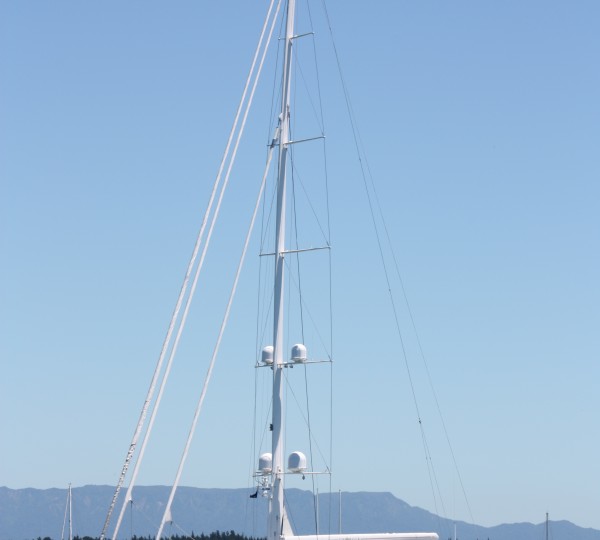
[261,346,274,365]
[291,344,307,363]
[258,452,272,474]
[287,451,307,473]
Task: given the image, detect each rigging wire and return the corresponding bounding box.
[292,48,325,136]
[156,137,278,540]
[266,9,286,146]
[104,2,281,539]
[290,149,319,535]
[287,110,319,534]
[155,21,283,535]
[329,65,451,527]
[363,148,476,526]
[130,502,159,536]
[288,157,330,245]
[318,0,470,533]
[282,363,331,467]
[308,6,336,529]
[282,256,332,358]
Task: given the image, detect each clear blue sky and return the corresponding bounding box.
[1,0,599,533]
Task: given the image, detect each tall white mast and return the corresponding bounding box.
[262,5,439,540]
[269,1,295,540]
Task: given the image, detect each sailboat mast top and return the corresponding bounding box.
[270,1,296,540]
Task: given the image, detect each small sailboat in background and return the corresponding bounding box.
[61,483,73,540]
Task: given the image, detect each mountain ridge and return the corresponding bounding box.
[0,486,597,540]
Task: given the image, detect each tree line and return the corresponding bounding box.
[35,530,265,540]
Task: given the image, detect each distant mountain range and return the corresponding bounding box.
[0,485,598,540]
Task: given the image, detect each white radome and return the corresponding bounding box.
[287,451,307,473]
[261,345,274,365]
[291,344,307,363]
[259,452,273,474]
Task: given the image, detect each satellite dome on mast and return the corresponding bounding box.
[261,346,274,365]
[258,453,273,474]
[287,451,307,473]
[291,344,307,363]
